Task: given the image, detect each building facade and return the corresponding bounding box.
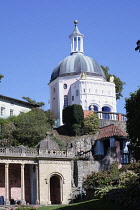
[49,21,116,126]
[0,95,38,118]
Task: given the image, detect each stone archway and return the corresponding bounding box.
[50,175,61,204]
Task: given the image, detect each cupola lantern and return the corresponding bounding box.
[69,20,84,54]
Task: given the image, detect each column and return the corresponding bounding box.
[76,36,78,51]
[72,37,74,52]
[36,165,39,204]
[21,164,26,204]
[114,141,122,169]
[4,163,10,205]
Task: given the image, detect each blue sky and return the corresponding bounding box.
[0,0,140,113]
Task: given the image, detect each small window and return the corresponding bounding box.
[10,109,14,116]
[72,96,74,101]
[53,88,55,93]
[64,95,68,108]
[63,84,67,89]
[1,107,5,116]
[76,90,79,96]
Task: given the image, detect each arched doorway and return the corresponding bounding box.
[50,175,61,204]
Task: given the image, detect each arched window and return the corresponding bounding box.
[64,95,68,108]
[102,106,111,112]
[102,106,111,119]
[89,105,98,111]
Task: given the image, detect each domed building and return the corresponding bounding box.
[49,21,116,126]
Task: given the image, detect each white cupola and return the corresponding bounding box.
[69,20,84,54]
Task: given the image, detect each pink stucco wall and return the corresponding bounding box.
[51,83,58,117]
[0,164,31,203]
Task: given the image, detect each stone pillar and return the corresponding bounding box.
[4,163,10,205]
[118,114,122,121]
[21,164,26,204]
[36,165,39,204]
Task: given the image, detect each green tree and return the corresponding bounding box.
[12,108,51,147]
[125,88,140,161]
[0,74,4,83]
[135,40,140,52]
[101,66,125,100]
[84,113,99,135]
[45,109,56,129]
[0,108,53,147]
[22,96,45,107]
[62,104,84,136]
[63,104,84,125]
[0,118,16,146]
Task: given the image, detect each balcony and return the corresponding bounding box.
[95,111,127,121]
[84,110,126,122]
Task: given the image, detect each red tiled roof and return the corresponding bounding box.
[97,124,127,140]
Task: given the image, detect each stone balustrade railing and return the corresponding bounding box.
[0,147,74,158]
[39,149,73,158]
[95,111,127,121]
[0,147,38,157]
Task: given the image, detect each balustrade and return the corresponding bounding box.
[95,111,127,121]
[0,147,73,158]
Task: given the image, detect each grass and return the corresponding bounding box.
[38,199,127,210]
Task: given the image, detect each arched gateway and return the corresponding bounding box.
[50,175,61,204]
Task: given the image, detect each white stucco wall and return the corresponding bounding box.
[0,98,32,118]
[71,77,116,112]
[49,74,116,126]
[49,75,80,126]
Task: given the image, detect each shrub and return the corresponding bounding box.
[63,104,84,125]
[10,205,38,210]
[94,186,115,198]
[119,170,139,187]
[62,104,84,136]
[83,113,99,135]
[83,171,112,190]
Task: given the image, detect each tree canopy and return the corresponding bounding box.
[0,108,55,147]
[0,74,4,83]
[62,104,84,136]
[22,96,45,107]
[125,88,140,161]
[135,40,140,52]
[84,113,99,135]
[63,104,84,125]
[101,65,125,100]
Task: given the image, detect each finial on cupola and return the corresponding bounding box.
[74,20,78,26]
